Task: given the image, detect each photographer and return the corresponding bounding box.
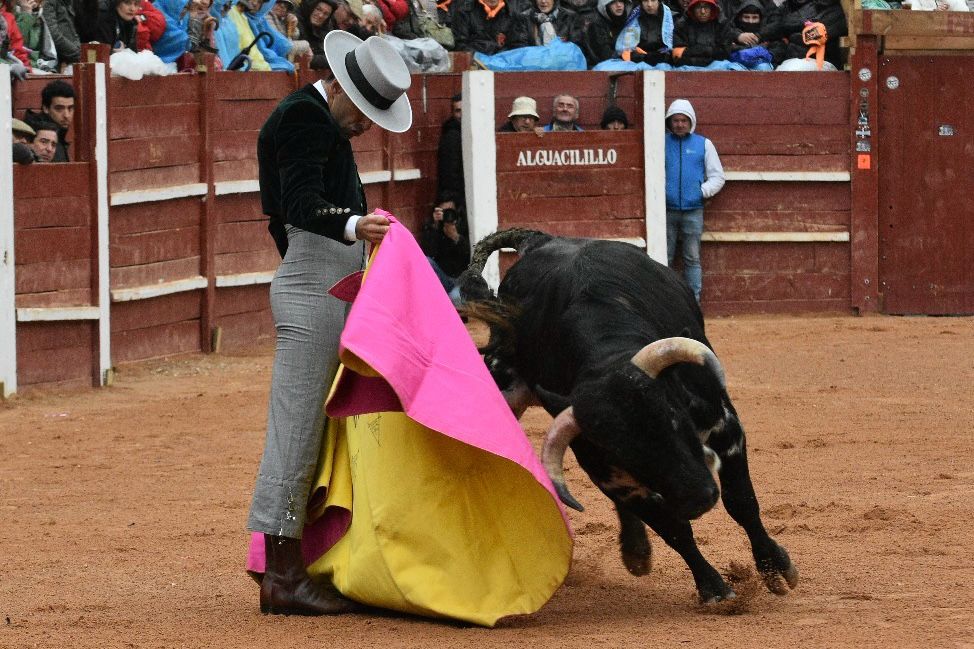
[419,202,470,304]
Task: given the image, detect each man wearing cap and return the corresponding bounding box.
[11,118,36,165]
[498,96,540,133]
[250,30,413,616]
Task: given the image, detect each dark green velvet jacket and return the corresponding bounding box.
[257,83,367,258]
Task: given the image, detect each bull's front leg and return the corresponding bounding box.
[629,499,733,603]
[616,505,652,576]
[711,417,799,595]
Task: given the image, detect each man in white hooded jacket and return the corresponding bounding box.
[663,98,724,303]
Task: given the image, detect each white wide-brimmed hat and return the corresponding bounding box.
[508,96,539,119]
[324,31,412,133]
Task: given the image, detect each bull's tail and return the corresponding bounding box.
[458,228,551,302]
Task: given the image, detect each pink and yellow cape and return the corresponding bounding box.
[247,214,573,626]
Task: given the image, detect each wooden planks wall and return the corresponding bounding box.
[666,72,852,313]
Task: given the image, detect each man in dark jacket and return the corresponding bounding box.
[436,93,465,209]
[249,31,412,617]
[761,0,846,68]
[672,0,734,67]
[453,0,530,55]
[23,79,74,162]
[522,0,579,45]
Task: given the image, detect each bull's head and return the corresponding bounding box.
[540,337,727,520]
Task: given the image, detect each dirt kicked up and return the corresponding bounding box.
[1,315,972,649]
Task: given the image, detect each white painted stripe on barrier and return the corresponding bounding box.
[724,171,851,182]
[214,179,260,196]
[17,306,102,322]
[0,66,16,396]
[360,170,392,184]
[111,276,208,302]
[110,183,208,206]
[643,70,667,265]
[95,63,112,386]
[215,271,276,287]
[392,168,421,181]
[463,70,499,290]
[702,231,850,242]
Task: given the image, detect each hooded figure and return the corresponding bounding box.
[521,0,579,46]
[152,0,197,63]
[297,0,336,69]
[672,0,733,67]
[242,0,295,71]
[663,98,724,302]
[452,0,531,55]
[581,0,629,66]
[211,0,245,69]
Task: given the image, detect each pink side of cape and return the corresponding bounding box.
[247,213,570,573]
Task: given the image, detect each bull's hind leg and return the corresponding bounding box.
[617,506,652,576]
[632,502,733,603]
[711,420,799,595]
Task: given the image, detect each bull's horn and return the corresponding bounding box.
[541,406,585,512]
[630,337,726,388]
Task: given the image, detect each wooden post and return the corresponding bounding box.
[642,70,666,264]
[849,34,881,313]
[0,65,17,397]
[462,71,499,289]
[91,63,112,385]
[199,54,217,353]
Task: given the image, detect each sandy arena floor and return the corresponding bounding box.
[1,314,972,649]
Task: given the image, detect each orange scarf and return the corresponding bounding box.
[436,0,452,10]
[478,0,506,19]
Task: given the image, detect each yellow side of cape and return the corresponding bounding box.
[306,372,573,626]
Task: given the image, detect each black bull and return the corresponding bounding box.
[459,229,798,604]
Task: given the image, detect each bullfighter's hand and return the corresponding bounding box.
[356,212,391,244]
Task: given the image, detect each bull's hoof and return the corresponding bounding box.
[621,548,652,576]
[756,541,799,595]
[699,585,736,605]
[761,560,799,595]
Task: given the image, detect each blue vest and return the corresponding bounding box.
[664,131,707,210]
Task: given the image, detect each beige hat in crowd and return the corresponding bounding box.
[344,0,364,19]
[11,118,35,138]
[508,96,539,119]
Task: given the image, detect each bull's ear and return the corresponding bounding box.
[533,385,571,417]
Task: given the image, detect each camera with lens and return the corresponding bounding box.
[440,208,459,225]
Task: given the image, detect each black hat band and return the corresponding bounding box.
[345,49,395,111]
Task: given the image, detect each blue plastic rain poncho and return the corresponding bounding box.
[152,0,193,63]
[242,0,294,72]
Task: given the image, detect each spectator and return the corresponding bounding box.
[671,0,733,67]
[543,93,583,131]
[453,0,530,55]
[664,99,724,303]
[297,0,335,68]
[11,118,36,163]
[600,104,628,129]
[266,0,297,36]
[626,0,674,64]
[2,0,32,75]
[436,92,465,208]
[83,0,141,51]
[236,0,303,71]
[369,0,408,31]
[41,0,80,69]
[522,0,579,45]
[330,0,367,35]
[23,79,73,161]
[581,0,629,67]
[419,203,470,304]
[135,0,168,52]
[392,0,455,46]
[728,0,763,49]
[498,95,540,132]
[761,0,846,68]
[13,0,58,72]
[11,117,35,142]
[150,0,195,64]
[360,1,385,33]
[29,118,59,162]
